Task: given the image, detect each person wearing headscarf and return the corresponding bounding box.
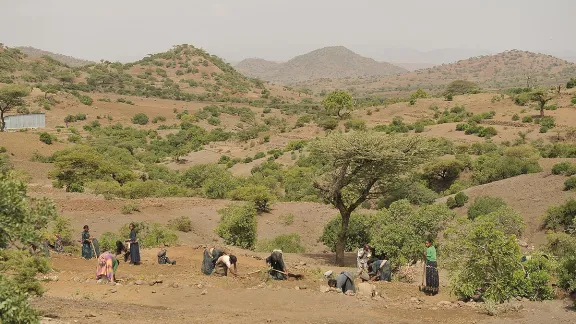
[266,249,287,280]
[81,225,93,259]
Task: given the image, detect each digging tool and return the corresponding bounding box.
[418,261,426,292]
[270,268,304,280]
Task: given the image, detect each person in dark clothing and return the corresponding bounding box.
[201,246,224,275]
[369,256,392,282]
[126,223,140,265]
[81,225,93,259]
[328,272,355,294]
[266,250,287,280]
[116,241,130,263]
[157,249,176,265]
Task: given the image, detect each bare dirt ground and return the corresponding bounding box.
[3,89,576,323]
[32,248,576,324]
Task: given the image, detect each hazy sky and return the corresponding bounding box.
[1,0,575,63]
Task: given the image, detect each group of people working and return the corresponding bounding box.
[201,246,288,280]
[328,240,439,295]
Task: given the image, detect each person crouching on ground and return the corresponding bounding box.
[96,251,119,282]
[328,271,355,295]
[157,248,176,265]
[115,241,130,263]
[369,255,392,282]
[201,246,224,275]
[213,254,238,277]
[266,249,287,280]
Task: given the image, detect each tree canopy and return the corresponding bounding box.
[321,90,353,119]
[0,84,31,132]
[311,131,437,265]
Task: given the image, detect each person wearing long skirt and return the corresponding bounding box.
[424,240,439,295]
[126,223,140,265]
[96,251,119,282]
[81,225,93,259]
[201,246,224,275]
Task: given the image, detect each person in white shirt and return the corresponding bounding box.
[356,244,371,276]
[213,254,238,277]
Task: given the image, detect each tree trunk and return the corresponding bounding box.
[335,211,351,266]
[0,109,4,132]
[540,103,545,118]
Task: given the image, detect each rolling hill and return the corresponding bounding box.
[16,46,94,67]
[0,44,299,102]
[236,46,407,83]
[294,49,576,95]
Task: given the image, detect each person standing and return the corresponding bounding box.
[424,240,439,295]
[81,225,93,259]
[126,223,141,265]
[356,244,371,276]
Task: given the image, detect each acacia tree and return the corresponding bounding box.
[0,85,31,132]
[530,88,554,118]
[311,132,436,265]
[321,90,353,119]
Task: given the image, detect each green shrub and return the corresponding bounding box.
[39,132,55,145]
[119,222,178,248]
[512,114,519,121]
[446,196,457,209]
[571,97,576,105]
[256,234,305,253]
[131,113,149,125]
[371,201,455,266]
[319,213,379,252]
[454,191,469,206]
[75,113,87,121]
[263,108,272,113]
[539,116,555,129]
[565,177,576,191]
[64,114,77,123]
[544,232,576,258]
[344,119,367,131]
[79,95,93,105]
[445,94,453,101]
[467,196,508,220]
[478,126,497,138]
[152,116,166,123]
[168,216,193,232]
[207,117,221,126]
[229,185,275,212]
[0,274,40,323]
[215,203,258,249]
[471,145,541,185]
[414,123,425,133]
[98,231,121,253]
[552,162,576,175]
[0,146,5,153]
[318,117,339,130]
[120,202,140,214]
[254,152,266,160]
[543,199,576,231]
[522,116,533,123]
[558,256,576,302]
[67,134,81,143]
[476,206,525,237]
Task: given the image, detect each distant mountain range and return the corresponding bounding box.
[235,46,407,83]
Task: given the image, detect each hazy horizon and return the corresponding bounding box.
[2,0,575,63]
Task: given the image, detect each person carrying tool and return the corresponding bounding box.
[266,249,287,280]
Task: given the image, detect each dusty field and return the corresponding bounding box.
[2,88,576,323]
[32,248,576,324]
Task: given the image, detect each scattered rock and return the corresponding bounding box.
[200,289,208,295]
[170,283,179,288]
[357,282,376,297]
[319,285,330,293]
[299,261,306,266]
[298,285,307,290]
[84,314,96,318]
[431,307,439,311]
[135,280,146,286]
[43,275,59,282]
[109,288,118,293]
[152,290,156,294]
[416,305,422,309]
[97,278,109,285]
[196,284,204,289]
[85,279,91,283]
[295,287,300,290]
